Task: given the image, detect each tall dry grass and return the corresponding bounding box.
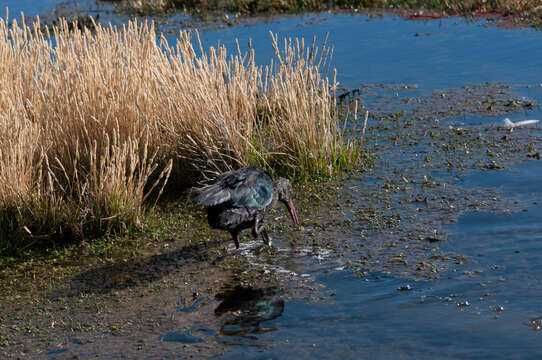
[0,11,362,254]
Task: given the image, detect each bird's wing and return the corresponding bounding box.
[231,180,273,208]
[191,169,242,206]
[192,167,274,208]
[231,170,274,209]
[191,182,232,206]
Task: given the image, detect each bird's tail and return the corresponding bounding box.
[191,184,231,206]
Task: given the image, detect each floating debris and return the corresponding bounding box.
[526,151,541,160]
[502,118,540,129]
[528,317,542,331]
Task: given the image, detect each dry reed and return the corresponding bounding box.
[0,11,361,253]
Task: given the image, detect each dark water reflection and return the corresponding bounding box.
[215,286,284,337]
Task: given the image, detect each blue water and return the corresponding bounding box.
[192,14,542,125]
[197,14,542,360]
[2,0,55,18]
[194,15,542,91]
[219,162,542,359]
[3,2,542,358]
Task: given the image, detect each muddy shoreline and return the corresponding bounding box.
[29,0,542,35]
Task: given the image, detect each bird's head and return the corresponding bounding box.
[273,177,299,225]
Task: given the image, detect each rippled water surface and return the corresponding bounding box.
[4,2,542,358]
[201,14,542,360]
[220,165,542,359]
[203,15,542,359]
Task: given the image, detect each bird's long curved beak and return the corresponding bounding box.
[286,199,299,225]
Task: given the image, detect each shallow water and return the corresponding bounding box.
[219,164,542,359]
[4,3,542,358]
[198,14,542,360]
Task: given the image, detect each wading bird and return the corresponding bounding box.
[192,167,299,249]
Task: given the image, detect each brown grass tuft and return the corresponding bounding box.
[0,11,361,253]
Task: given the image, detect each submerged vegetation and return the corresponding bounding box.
[113,0,542,27]
[0,13,362,254]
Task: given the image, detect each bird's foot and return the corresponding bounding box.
[261,229,272,247]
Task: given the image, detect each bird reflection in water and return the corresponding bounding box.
[215,285,284,337]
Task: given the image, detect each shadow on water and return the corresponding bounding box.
[64,242,215,296]
[215,285,284,338]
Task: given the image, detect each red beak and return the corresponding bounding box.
[286,199,299,225]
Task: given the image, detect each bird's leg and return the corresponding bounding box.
[252,214,272,246]
[260,226,272,247]
[252,215,262,239]
[230,230,240,249]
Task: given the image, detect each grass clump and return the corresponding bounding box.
[0,11,362,254]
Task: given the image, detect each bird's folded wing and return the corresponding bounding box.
[192,167,273,208]
[191,183,232,206]
[231,181,273,209]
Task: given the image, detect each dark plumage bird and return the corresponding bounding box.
[191,166,299,249]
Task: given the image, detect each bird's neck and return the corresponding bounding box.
[267,191,279,210]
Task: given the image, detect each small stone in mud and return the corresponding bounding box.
[397,284,412,291]
[523,100,536,109]
[526,152,541,160]
[505,99,521,107]
[483,162,505,170]
[457,301,470,307]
